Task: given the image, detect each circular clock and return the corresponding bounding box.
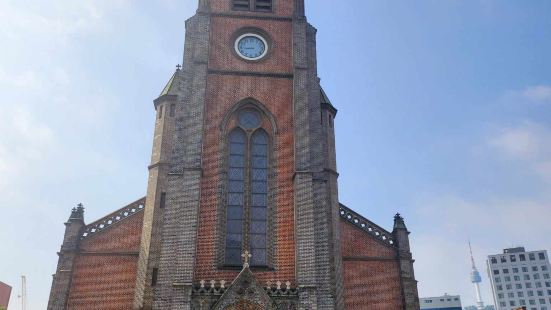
[235,33,268,61]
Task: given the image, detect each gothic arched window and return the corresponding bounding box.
[224,109,270,267]
[225,128,247,265]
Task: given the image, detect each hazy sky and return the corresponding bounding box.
[1,0,550,309]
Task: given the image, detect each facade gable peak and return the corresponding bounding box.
[211,266,277,310]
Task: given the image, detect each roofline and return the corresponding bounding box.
[80,197,146,241]
[339,203,396,248]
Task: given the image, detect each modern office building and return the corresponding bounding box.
[487,247,551,310]
[0,281,11,309]
[420,294,462,310]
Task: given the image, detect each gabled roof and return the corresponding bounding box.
[211,266,277,310]
[339,203,396,248]
[80,197,146,240]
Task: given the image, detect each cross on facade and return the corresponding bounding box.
[176,64,182,70]
[242,250,252,268]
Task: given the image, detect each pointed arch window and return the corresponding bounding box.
[224,109,270,267]
[225,129,247,265]
[249,130,268,266]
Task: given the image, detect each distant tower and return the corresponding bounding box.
[469,242,485,310]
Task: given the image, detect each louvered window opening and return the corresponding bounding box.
[232,0,272,12]
[225,126,269,267]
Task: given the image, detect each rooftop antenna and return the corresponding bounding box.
[469,241,485,310]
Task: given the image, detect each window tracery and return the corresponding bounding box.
[223,107,272,267]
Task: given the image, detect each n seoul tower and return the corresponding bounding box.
[469,242,485,310]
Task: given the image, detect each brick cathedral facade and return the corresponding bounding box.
[48,1,420,309]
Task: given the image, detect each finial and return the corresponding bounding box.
[242,250,252,268]
[393,212,407,230]
[176,64,182,71]
[69,203,85,220]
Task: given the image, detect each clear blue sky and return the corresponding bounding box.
[1,0,550,308]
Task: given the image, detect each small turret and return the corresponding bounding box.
[62,203,85,251]
[393,213,410,253]
[134,65,182,309]
[393,212,408,230]
[47,204,86,310]
[392,213,420,310]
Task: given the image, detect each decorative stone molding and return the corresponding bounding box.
[81,198,146,240]
[192,279,298,298]
[339,204,395,246]
[210,267,277,310]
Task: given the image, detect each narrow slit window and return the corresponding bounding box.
[160,192,166,209]
[151,268,158,286]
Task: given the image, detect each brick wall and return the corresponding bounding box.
[208,17,293,74]
[66,212,143,310]
[194,73,296,284]
[340,219,404,310]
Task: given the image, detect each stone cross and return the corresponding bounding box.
[176,64,182,70]
[242,250,252,268]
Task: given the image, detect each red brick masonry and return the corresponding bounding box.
[340,219,404,310]
[66,212,143,310]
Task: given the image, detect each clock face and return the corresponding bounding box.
[235,34,268,60]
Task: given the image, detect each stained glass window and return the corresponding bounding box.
[239,110,261,129]
[249,130,268,266]
[225,129,246,265]
[225,120,270,267]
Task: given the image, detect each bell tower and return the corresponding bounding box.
[135,0,345,308]
[43,0,420,308]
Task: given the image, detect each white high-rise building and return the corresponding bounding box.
[487,247,551,310]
